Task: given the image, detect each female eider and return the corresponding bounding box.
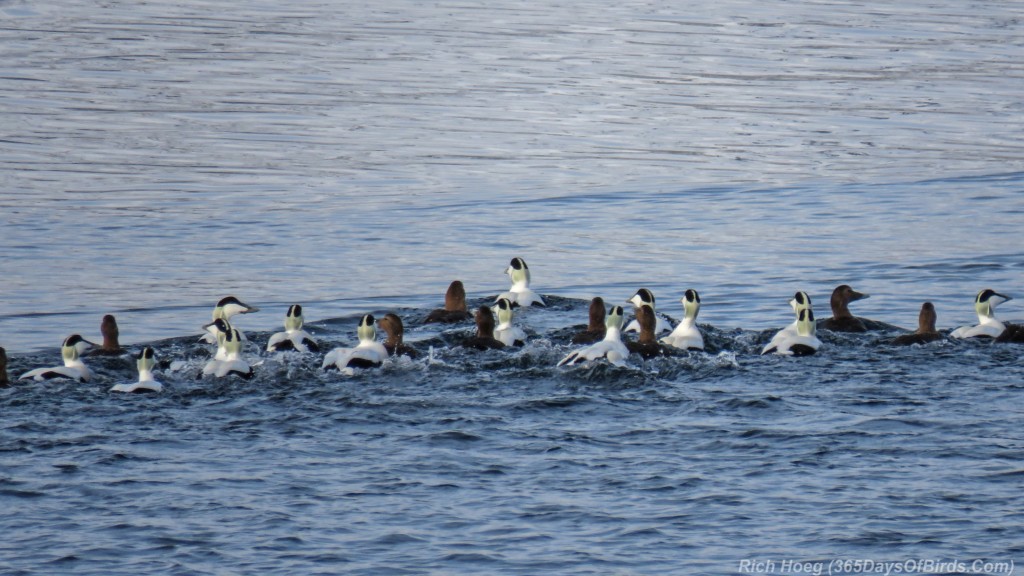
[424,280,473,323]
[323,314,389,371]
[660,289,704,351]
[624,288,671,334]
[891,302,944,346]
[818,285,871,333]
[267,304,320,353]
[201,296,260,343]
[570,297,607,345]
[20,335,93,382]
[951,289,1012,339]
[110,347,163,393]
[202,319,254,379]
[559,305,630,367]
[498,257,545,307]
[626,305,671,359]
[494,297,527,347]
[0,347,9,387]
[461,305,506,351]
[90,314,125,356]
[763,308,821,356]
[378,313,419,358]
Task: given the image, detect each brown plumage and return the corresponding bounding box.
[90,314,125,355]
[461,305,505,351]
[378,313,419,358]
[892,302,944,345]
[571,297,607,344]
[818,285,869,332]
[0,347,9,387]
[424,280,473,323]
[626,306,669,359]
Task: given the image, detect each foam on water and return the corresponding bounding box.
[1,0,1023,573]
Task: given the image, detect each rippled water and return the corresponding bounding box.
[1,0,1023,574]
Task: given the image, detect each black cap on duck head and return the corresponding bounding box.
[587,297,606,330]
[287,304,303,317]
[137,347,156,361]
[629,288,656,309]
[445,280,468,312]
[475,305,496,338]
[64,334,88,347]
[794,291,810,307]
[509,257,527,271]
[684,289,700,304]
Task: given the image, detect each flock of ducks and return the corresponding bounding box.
[2,258,1022,392]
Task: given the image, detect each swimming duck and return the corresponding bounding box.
[761,291,812,353]
[202,320,254,379]
[110,347,163,393]
[763,308,821,356]
[494,297,527,347]
[498,257,545,307]
[378,313,419,358]
[90,314,125,355]
[891,302,944,346]
[626,305,671,359]
[267,304,320,353]
[323,314,389,370]
[951,289,1011,339]
[570,297,607,345]
[624,288,671,334]
[660,289,704,351]
[0,347,9,387]
[424,280,473,323]
[461,305,506,351]
[19,335,93,382]
[201,296,259,343]
[817,285,871,332]
[558,305,630,367]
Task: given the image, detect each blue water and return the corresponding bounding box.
[1,0,1024,574]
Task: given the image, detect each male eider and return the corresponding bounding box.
[323,314,389,371]
[660,289,705,351]
[201,296,259,343]
[558,305,630,367]
[267,304,320,353]
[761,292,814,355]
[20,335,93,382]
[494,297,527,347]
[202,319,254,379]
[763,308,821,356]
[951,289,1011,339]
[498,257,545,307]
[110,347,163,393]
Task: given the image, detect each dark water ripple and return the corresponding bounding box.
[1,296,1022,574]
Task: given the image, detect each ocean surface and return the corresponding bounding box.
[1,0,1023,574]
